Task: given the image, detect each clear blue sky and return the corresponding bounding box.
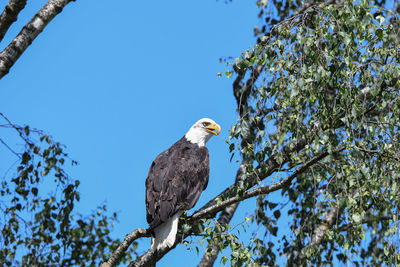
[0,1,264,266]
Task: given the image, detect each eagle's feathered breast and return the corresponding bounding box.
[145,136,209,230]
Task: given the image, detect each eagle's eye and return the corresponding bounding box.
[202,122,210,127]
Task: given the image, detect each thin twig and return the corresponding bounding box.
[0,137,21,158]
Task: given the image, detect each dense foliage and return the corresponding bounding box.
[0,116,136,266]
[220,0,400,265]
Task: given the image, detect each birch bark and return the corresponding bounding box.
[0,0,75,79]
[0,0,27,42]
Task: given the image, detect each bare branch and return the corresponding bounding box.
[100,228,150,267]
[0,0,26,42]
[0,0,75,79]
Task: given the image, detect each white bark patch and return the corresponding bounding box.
[361,86,371,95]
[32,17,44,29]
[14,35,26,49]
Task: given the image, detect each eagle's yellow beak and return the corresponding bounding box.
[205,123,221,136]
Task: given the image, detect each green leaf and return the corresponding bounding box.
[273,210,281,219]
[221,256,228,265]
[31,187,38,196]
[376,29,383,40]
[352,213,361,223]
[182,224,191,234]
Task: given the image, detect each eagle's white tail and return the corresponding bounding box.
[151,211,182,251]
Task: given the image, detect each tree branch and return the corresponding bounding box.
[350,145,400,163]
[99,228,150,267]
[337,216,391,232]
[127,234,181,267]
[0,0,27,42]
[0,0,75,79]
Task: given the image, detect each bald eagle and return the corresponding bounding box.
[145,118,221,252]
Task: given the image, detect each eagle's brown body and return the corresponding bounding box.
[145,136,209,231]
[144,118,220,254]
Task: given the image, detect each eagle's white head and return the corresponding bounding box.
[185,118,221,147]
